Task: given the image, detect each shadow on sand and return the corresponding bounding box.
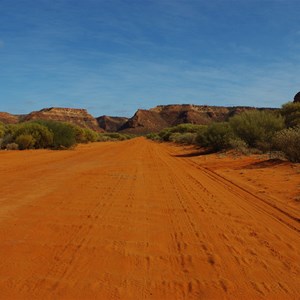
[173,149,214,157]
[244,158,287,169]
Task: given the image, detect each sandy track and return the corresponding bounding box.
[0,138,299,299]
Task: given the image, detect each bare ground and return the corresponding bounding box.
[0,138,299,299]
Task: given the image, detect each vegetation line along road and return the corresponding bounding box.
[0,138,299,299]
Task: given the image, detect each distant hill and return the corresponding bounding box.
[0,104,278,134]
[118,104,277,134]
[22,107,103,132]
[96,115,128,132]
[0,112,21,124]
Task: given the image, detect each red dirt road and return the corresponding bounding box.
[0,138,299,299]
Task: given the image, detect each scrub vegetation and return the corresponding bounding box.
[0,120,134,150]
[147,102,300,162]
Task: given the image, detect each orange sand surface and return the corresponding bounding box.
[0,138,299,299]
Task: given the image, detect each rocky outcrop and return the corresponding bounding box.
[294,92,300,103]
[23,107,103,132]
[97,116,128,132]
[119,109,169,134]
[119,104,272,134]
[1,104,278,134]
[0,112,20,124]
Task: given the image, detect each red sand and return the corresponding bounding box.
[0,138,299,299]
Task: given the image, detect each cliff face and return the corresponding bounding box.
[119,105,275,134]
[23,107,103,132]
[0,112,20,124]
[119,109,169,134]
[97,116,128,132]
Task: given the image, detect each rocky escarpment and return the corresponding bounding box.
[119,104,275,134]
[119,109,169,134]
[294,92,300,103]
[97,116,128,132]
[0,112,21,124]
[23,107,103,132]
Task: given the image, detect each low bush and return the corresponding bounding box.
[33,120,77,149]
[98,133,134,142]
[158,124,206,142]
[169,132,197,144]
[158,128,173,141]
[0,122,5,138]
[170,123,205,133]
[229,110,284,150]
[83,128,99,142]
[1,124,18,148]
[68,124,99,143]
[273,126,300,162]
[229,138,249,154]
[146,133,161,141]
[13,123,53,149]
[280,102,300,128]
[6,143,19,150]
[15,134,36,150]
[196,122,234,151]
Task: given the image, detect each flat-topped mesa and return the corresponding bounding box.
[40,107,88,114]
[151,104,264,124]
[119,104,277,134]
[150,104,197,113]
[23,107,103,132]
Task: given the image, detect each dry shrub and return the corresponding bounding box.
[229,110,284,150]
[6,143,19,150]
[273,126,300,162]
[15,134,36,150]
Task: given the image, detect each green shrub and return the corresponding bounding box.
[273,126,300,162]
[67,124,98,143]
[83,128,98,142]
[15,134,36,150]
[158,128,173,141]
[169,132,181,143]
[280,102,300,128]
[0,122,5,138]
[103,132,123,140]
[170,123,205,133]
[98,132,133,142]
[98,134,113,142]
[196,122,234,151]
[33,120,76,149]
[229,138,250,154]
[13,123,53,149]
[1,124,17,148]
[169,132,197,144]
[146,133,161,141]
[158,124,206,142]
[70,125,86,143]
[229,110,284,150]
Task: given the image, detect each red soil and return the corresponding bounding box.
[0,138,299,299]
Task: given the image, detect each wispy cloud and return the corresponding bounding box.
[0,0,299,116]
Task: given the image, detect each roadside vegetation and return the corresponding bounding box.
[0,120,134,150]
[147,102,300,162]
[98,132,134,142]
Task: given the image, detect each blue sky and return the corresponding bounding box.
[0,0,299,117]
